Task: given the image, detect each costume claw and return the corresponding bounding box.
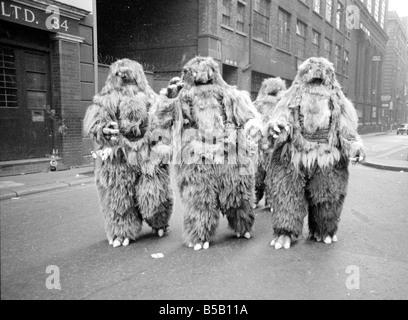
[203,242,210,250]
[122,238,130,247]
[324,236,332,244]
[244,232,251,239]
[188,243,194,248]
[108,239,113,246]
[332,235,338,242]
[194,243,203,251]
[237,233,241,238]
[158,229,164,237]
[113,239,122,248]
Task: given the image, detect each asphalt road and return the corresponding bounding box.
[1,165,408,300]
[363,133,408,164]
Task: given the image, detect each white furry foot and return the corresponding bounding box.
[314,233,322,242]
[323,236,332,244]
[236,233,241,238]
[332,235,338,242]
[270,235,291,250]
[244,232,251,239]
[158,229,164,238]
[194,243,203,251]
[203,242,210,250]
[188,243,194,248]
[108,239,114,246]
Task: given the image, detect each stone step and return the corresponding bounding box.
[0,157,62,177]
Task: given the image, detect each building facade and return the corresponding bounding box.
[381,11,408,126]
[0,0,97,175]
[347,0,389,133]
[97,0,351,99]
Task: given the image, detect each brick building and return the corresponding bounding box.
[347,0,389,133]
[381,11,408,126]
[97,0,351,99]
[0,0,97,175]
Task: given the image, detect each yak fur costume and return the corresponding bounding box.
[266,57,365,250]
[150,56,262,251]
[253,77,287,207]
[83,59,173,248]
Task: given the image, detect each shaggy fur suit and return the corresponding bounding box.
[253,78,287,207]
[83,59,173,248]
[150,56,263,251]
[266,57,365,250]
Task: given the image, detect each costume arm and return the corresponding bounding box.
[83,103,114,146]
[337,94,365,160]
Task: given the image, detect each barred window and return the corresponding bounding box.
[324,38,332,59]
[336,3,343,30]
[0,46,17,108]
[222,0,232,27]
[296,20,307,59]
[254,0,271,42]
[312,30,320,57]
[278,9,291,51]
[325,0,333,23]
[313,0,321,14]
[237,2,246,33]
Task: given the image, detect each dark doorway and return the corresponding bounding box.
[0,45,53,161]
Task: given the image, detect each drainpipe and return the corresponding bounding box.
[242,0,253,92]
[93,0,98,94]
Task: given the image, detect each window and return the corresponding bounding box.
[0,46,17,108]
[334,44,341,70]
[237,2,246,33]
[380,0,386,28]
[254,0,271,42]
[344,50,349,76]
[336,2,343,30]
[366,0,372,14]
[374,0,380,21]
[325,0,333,23]
[312,30,320,56]
[278,8,291,51]
[324,38,332,59]
[222,0,232,27]
[296,20,307,59]
[313,0,321,14]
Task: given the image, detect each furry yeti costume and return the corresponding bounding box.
[150,56,262,251]
[253,77,287,207]
[266,57,365,250]
[83,59,173,248]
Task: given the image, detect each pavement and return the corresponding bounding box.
[0,131,406,201]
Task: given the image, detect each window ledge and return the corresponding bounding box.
[298,0,309,9]
[238,0,247,6]
[253,37,272,47]
[313,10,323,19]
[276,47,292,56]
[236,30,248,37]
[326,20,334,28]
[221,24,234,32]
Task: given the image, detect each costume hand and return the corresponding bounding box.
[102,121,120,142]
[267,120,290,139]
[350,146,365,164]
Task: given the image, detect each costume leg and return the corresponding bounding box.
[177,164,220,250]
[136,164,173,237]
[255,163,266,206]
[219,165,255,238]
[307,157,349,243]
[95,159,142,247]
[267,149,308,249]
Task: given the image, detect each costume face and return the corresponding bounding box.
[181,56,219,87]
[107,59,146,92]
[297,57,336,88]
